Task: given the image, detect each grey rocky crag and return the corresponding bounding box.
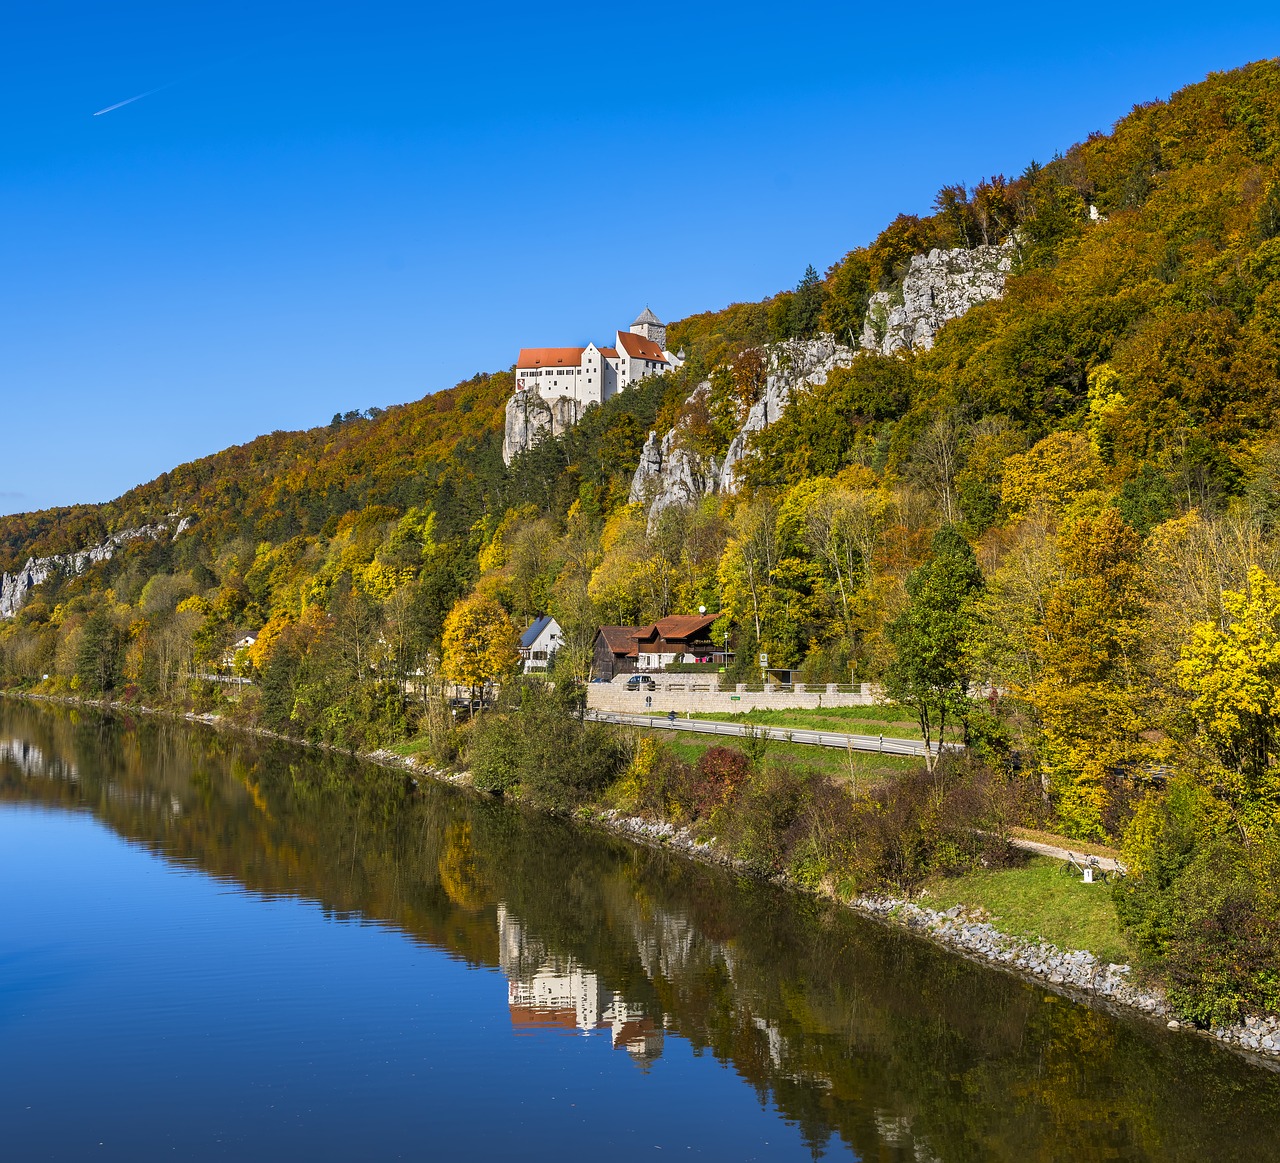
[509,241,1017,509]
[1,521,187,619]
[629,336,858,528]
[860,239,1015,356]
[502,390,583,466]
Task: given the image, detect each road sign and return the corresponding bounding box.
[759,653,768,665]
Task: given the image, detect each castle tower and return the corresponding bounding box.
[629,307,666,349]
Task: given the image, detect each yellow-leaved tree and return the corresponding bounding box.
[1001,431,1106,517]
[1029,507,1144,839]
[441,593,519,702]
[1176,565,1280,833]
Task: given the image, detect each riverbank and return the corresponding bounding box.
[6,687,1279,1070]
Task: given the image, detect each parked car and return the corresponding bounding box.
[625,675,656,691]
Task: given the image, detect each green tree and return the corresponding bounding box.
[75,610,122,694]
[791,264,826,339]
[883,526,983,769]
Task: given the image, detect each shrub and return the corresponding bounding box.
[713,761,817,874]
[1116,780,1280,1025]
[692,747,752,817]
[610,737,696,820]
[843,756,1002,892]
[468,680,627,809]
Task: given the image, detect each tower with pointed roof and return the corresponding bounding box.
[629,307,666,349]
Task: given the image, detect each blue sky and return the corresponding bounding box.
[3,2,1279,517]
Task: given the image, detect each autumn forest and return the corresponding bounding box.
[7,60,1280,1027]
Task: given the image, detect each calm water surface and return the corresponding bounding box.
[3,701,1280,1161]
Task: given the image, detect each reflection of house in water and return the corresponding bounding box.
[0,735,184,815]
[1,737,78,782]
[497,904,664,1066]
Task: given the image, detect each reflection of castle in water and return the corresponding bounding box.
[497,904,664,1065]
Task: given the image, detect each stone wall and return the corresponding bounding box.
[587,677,881,715]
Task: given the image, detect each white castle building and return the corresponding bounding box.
[515,308,682,409]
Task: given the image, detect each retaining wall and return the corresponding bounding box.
[586,679,882,715]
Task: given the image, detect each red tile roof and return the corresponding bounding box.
[597,625,639,657]
[517,347,585,368]
[599,347,618,358]
[617,332,667,361]
[509,1006,581,1032]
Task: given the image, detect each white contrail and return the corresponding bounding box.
[93,83,176,116]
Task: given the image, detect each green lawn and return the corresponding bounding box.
[921,856,1130,965]
[645,705,953,740]
[657,731,920,783]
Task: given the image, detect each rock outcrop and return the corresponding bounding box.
[629,336,857,528]
[502,391,583,466]
[860,239,1015,355]
[1,522,179,619]
[718,335,857,492]
[629,430,722,528]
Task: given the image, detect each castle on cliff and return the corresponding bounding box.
[515,309,683,410]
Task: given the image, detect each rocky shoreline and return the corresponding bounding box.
[7,689,1280,1069]
[591,806,1280,1070]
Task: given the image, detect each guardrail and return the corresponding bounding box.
[586,710,954,758]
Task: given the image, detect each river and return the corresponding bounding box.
[2,700,1279,1161]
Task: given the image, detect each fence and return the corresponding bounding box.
[587,677,884,715]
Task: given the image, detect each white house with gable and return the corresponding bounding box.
[519,615,562,674]
[515,309,683,410]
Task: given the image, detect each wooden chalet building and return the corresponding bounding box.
[592,614,721,678]
[593,625,638,679]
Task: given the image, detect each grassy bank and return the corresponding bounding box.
[658,730,919,783]
[924,856,1129,966]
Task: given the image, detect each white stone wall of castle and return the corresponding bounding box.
[518,365,589,406]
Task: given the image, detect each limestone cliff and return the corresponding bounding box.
[1,521,184,619]
[507,242,1014,510]
[860,239,1015,355]
[502,391,582,466]
[629,336,857,528]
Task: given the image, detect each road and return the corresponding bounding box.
[585,709,949,758]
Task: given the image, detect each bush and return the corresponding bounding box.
[1116,781,1280,1026]
[843,756,1005,892]
[468,680,627,809]
[693,747,752,817]
[610,737,697,820]
[713,761,819,875]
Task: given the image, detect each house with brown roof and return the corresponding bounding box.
[593,625,639,680]
[630,614,720,671]
[514,309,683,411]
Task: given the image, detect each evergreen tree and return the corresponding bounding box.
[791,264,825,339]
[883,526,983,769]
[75,609,122,694]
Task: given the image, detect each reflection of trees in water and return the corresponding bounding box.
[4,701,1280,1161]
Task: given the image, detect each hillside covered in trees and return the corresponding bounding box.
[8,59,1280,1027]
